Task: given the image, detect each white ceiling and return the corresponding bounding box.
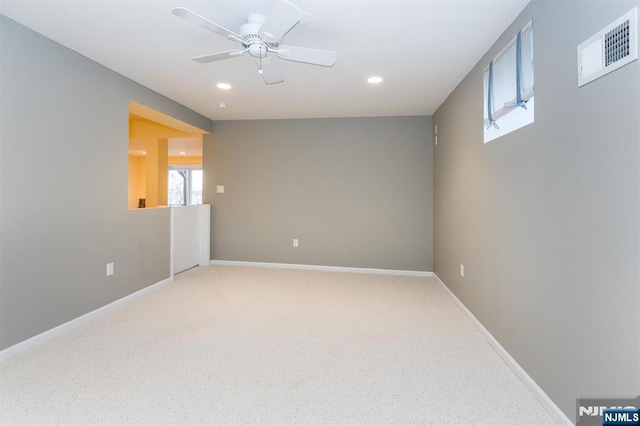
[0,0,530,121]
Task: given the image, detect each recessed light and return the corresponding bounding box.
[367,76,383,84]
[141,151,147,155]
[180,151,187,155]
[217,102,227,109]
[216,83,232,90]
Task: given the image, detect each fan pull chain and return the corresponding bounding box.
[258,46,264,74]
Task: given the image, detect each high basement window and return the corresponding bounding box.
[484,21,534,143]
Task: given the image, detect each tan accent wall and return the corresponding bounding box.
[168,156,202,165]
[128,155,146,209]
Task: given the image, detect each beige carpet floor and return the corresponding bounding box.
[0,266,555,425]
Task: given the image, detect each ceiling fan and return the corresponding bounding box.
[172,0,337,85]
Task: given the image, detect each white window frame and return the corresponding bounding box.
[168,165,202,207]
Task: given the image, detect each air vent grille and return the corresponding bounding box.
[605,20,630,66]
[578,7,637,87]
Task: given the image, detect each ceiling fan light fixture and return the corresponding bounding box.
[216,83,232,90]
[367,76,383,84]
[217,102,227,109]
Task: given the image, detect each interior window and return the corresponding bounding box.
[128,101,206,210]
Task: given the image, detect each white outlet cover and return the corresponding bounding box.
[216,185,224,194]
[106,263,114,277]
[460,264,464,277]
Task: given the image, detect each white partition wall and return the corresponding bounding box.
[198,204,210,267]
[171,204,211,276]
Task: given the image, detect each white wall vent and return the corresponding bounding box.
[578,7,637,87]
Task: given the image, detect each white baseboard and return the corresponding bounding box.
[433,274,573,426]
[0,277,174,363]
[211,260,433,277]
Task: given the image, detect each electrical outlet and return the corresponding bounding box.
[435,135,438,146]
[106,263,114,277]
[434,124,438,135]
[293,239,299,248]
[460,264,464,277]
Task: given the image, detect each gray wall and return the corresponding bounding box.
[0,16,212,350]
[204,117,433,271]
[433,0,640,422]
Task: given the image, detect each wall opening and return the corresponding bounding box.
[128,102,207,210]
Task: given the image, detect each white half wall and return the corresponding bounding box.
[171,204,211,275]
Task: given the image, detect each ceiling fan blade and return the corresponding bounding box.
[172,8,242,43]
[259,0,306,43]
[193,49,246,63]
[254,57,284,85]
[276,45,337,67]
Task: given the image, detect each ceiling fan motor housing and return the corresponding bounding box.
[241,14,269,58]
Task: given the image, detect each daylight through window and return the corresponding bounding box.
[168,167,202,206]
